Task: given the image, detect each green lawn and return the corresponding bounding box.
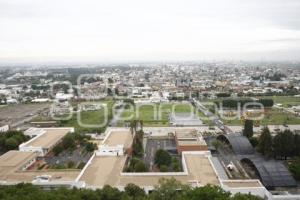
[199,96,300,126]
[261,108,300,125]
[269,96,300,108]
[222,108,300,126]
[60,100,114,133]
[121,102,213,126]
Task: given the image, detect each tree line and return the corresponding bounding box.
[257,128,300,159]
[0,178,262,200]
[217,98,274,109]
[0,130,29,152]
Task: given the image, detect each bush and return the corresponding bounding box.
[289,158,300,180]
[0,130,28,151]
[155,149,171,167]
[52,145,63,156]
[124,183,146,198]
[5,138,18,150]
[133,141,143,157]
[134,160,147,172]
[126,157,148,172]
[172,158,182,172]
[67,161,75,168]
[85,142,97,152]
[77,162,86,169]
[249,137,258,147]
[0,181,263,200]
[160,165,168,172]
[62,134,76,150]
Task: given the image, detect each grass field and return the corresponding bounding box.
[121,102,213,126]
[222,108,300,126]
[60,100,114,133]
[201,96,300,108]
[268,96,300,108]
[199,96,300,125]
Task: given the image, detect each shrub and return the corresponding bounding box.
[160,165,168,172]
[155,149,171,167]
[289,158,300,180]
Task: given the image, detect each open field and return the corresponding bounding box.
[0,103,50,128]
[222,108,300,126]
[60,100,114,133]
[120,102,208,126]
[198,96,300,126]
[267,96,300,108]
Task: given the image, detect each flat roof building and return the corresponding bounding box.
[0,151,37,178]
[19,127,74,156]
[175,129,208,154]
[79,152,220,188]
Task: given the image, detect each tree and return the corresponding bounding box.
[124,183,146,199]
[249,137,259,147]
[85,142,97,152]
[155,149,172,167]
[139,120,144,131]
[134,160,148,172]
[0,180,263,200]
[99,185,122,200]
[0,130,28,152]
[185,185,231,200]
[273,130,294,159]
[126,157,148,172]
[132,140,143,157]
[52,145,63,156]
[62,134,76,150]
[5,138,18,150]
[172,157,182,172]
[293,134,300,157]
[257,127,273,157]
[288,158,300,180]
[243,120,253,138]
[258,99,274,108]
[150,178,190,200]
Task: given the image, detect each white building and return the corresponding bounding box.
[0,125,9,133]
[96,144,124,156]
[19,127,74,156]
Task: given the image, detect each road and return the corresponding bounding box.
[109,105,125,127]
[192,98,233,134]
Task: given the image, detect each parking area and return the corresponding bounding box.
[0,103,50,128]
[43,147,93,169]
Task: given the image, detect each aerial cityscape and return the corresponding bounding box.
[1,0,300,200]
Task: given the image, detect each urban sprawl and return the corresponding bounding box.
[0,62,300,200]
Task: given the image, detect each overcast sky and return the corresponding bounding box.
[1,0,300,63]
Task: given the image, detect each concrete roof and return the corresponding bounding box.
[4,170,80,182]
[23,128,72,149]
[0,150,36,167]
[103,130,133,149]
[0,151,37,178]
[222,180,263,188]
[0,150,80,182]
[175,129,207,146]
[80,154,219,187]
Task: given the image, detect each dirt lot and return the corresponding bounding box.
[0,103,50,128]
